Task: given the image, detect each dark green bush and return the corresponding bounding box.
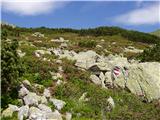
[78,40,97,48]
[1,30,24,94]
[139,43,160,62]
[1,28,24,109]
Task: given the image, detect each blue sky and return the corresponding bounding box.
[1,0,160,32]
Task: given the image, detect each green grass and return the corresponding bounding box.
[54,78,160,119]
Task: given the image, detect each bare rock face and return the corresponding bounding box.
[77,51,160,102]
[115,62,160,102]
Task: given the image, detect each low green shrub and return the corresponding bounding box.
[78,40,97,48]
[138,43,160,62]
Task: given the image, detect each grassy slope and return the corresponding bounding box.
[2,26,160,119]
[150,29,160,37]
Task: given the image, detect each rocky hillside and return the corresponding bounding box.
[1,25,160,120]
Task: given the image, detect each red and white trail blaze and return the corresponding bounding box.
[113,67,121,76]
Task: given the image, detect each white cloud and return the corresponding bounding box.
[1,0,68,16]
[114,3,160,25]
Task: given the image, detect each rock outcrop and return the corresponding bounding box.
[53,48,160,102]
[115,62,160,102]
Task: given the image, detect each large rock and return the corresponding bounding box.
[29,107,62,120]
[45,110,62,120]
[23,92,39,106]
[18,105,29,120]
[28,106,45,120]
[38,104,52,112]
[124,46,143,53]
[49,98,66,110]
[75,50,99,69]
[88,62,110,74]
[105,54,129,68]
[115,62,160,102]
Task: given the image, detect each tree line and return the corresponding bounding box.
[2,24,160,44]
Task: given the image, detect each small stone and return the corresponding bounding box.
[58,66,64,73]
[43,88,51,98]
[79,92,88,102]
[96,45,102,48]
[18,85,29,98]
[55,59,62,64]
[17,50,26,58]
[22,80,31,88]
[60,43,68,48]
[56,80,63,86]
[101,39,105,42]
[107,96,115,110]
[66,112,72,120]
[51,72,63,80]
[49,98,66,110]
